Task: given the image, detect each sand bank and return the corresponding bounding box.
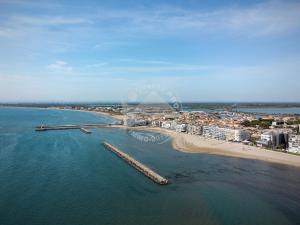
[130,127,300,168]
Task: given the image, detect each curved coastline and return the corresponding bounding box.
[133,127,300,168]
[12,106,300,168]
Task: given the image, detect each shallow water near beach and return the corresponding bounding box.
[1,107,300,225]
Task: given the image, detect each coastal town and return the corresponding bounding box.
[51,104,300,155]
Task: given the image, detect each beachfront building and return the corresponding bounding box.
[151,120,162,127]
[175,124,187,133]
[222,128,251,142]
[170,120,178,130]
[123,118,147,127]
[202,125,251,142]
[202,126,226,140]
[212,127,226,140]
[161,121,171,129]
[202,125,213,138]
[257,131,273,147]
[224,128,235,141]
[257,130,289,149]
[288,135,300,154]
[186,124,202,135]
[234,129,251,142]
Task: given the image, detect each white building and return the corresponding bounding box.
[123,118,147,127]
[223,128,250,142]
[203,126,250,142]
[213,127,226,140]
[257,132,274,147]
[234,129,251,142]
[161,121,171,129]
[170,121,178,130]
[175,124,186,133]
[186,124,202,135]
[202,126,225,140]
[224,128,235,141]
[257,130,289,149]
[288,135,300,154]
[202,125,214,138]
[151,120,162,127]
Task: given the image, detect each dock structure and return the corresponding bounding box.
[102,142,168,185]
[35,124,112,131]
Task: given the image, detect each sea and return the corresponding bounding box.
[182,106,300,115]
[0,107,300,225]
[237,107,300,115]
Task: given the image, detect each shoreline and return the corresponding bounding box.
[47,107,124,121]
[0,106,124,122]
[70,109,124,121]
[4,106,300,168]
[135,127,300,168]
[45,108,300,168]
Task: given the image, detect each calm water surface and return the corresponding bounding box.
[0,107,300,225]
[237,107,300,115]
[183,107,300,114]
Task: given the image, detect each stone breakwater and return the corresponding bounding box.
[102,142,168,185]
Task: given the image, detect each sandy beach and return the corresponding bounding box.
[50,108,124,121]
[82,110,124,121]
[137,127,300,168]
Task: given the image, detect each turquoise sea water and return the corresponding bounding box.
[1,107,300,225]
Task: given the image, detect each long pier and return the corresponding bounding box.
[35,124,113,131]
[102,142,168,185]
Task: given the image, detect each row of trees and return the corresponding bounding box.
[241,119,273,129]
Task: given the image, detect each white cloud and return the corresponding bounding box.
[0,27,17,38]
[219,1,300,36]
[10,15,91,26]
[47,61,73,73]
[75,57,300,79]
[0,1,299,102]
[0,0,61,9]
[93,41,137,49]
[118,59,176,65]
[90,0,300,37]
[1,59,300,102]
[1,0,300,42]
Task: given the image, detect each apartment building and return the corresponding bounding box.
[288,135,300,154]
[186,124,202,135]
[257,130,289,149]
[202,126,226,140]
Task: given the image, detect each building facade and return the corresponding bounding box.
[288,135,300,154]
[257,131,289,149]
[186,124,202,135]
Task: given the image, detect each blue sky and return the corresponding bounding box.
[0,0,300,102]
